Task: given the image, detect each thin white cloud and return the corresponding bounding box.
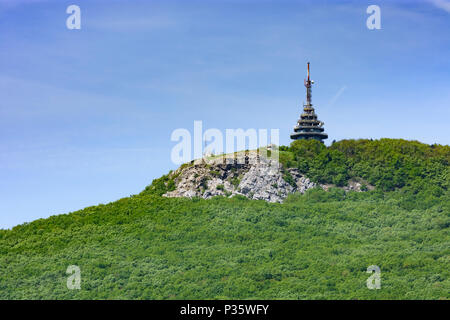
[0,0,49,14]
[0,0,48,6]
[328,86,347,108]
[429,0,450,13]
[89,16,178,32]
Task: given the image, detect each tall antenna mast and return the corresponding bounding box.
[290,62,328,142]
[304,62,313,106]
[307,62,310,81]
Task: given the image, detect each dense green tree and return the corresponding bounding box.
[0,139,448,300]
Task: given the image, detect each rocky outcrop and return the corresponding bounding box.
[163,150,374,203]
[164,152,316,203]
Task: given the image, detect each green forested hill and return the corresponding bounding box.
[0,139,449,299]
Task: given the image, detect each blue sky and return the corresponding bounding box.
[0,0,449,228]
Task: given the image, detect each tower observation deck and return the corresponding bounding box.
[290,62,328,142]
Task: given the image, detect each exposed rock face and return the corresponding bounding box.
[321,179,374,192]
[164,152,316,203]
[163,150,374,203]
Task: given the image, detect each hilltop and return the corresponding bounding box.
[145,138,449,204]
[159,148,318,203]
[0,138,448,299]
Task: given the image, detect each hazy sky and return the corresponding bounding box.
[1,0,449,228]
